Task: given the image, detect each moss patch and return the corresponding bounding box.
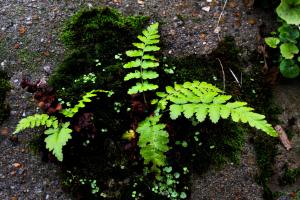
[39,6,278,199]
[0,70,10,125]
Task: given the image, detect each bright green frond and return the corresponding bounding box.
[137,115,170,170]
[156,81,277,137]
[44,122,72,161]
[13,114,57,134]
[123,22,160,95]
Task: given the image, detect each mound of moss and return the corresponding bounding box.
[44,6,277,199]
[0,70,10,124]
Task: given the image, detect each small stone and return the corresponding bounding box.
[137,0,144,6]
[199,33,206,40]
[12,163,22,168]
[202,6,210,12]
[32,15,39,20]
[248,18,257,25]
[0,127,9,136]
[214,26,221,34]
[14,43,20,49]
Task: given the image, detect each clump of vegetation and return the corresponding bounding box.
[0,70,10,124]
[14,6,279,199]
[280,166,300,185]
[265,0,300,78]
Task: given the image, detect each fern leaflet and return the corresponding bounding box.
[13,114,58,134]
[61,89,112,118]
[137,115,170,170]
[123,22,160,94]
[44,122,72,161]
[156,81,277,137]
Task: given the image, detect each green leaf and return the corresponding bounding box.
[44,122,72,161]
[160,81,277,137]
[265,37,280,48]
[124,71,141,81]
[276,0,300,25]
[278,24,300,43]
[137,115,169,170]
[13,114,53,134]
[195,104,208,122]
[144,45,160,52]
[141,71,159,79]
[169,104,183,119]
[141,61,159,69]
[127,82,158,94]
[142,54,157,61]
[209,104,221,123]
[61,90,111,118]
[123,59,141,68]
[133,43,145,49]
[280,59,300,78]
[182,104,197,119]
[126,50,143,57]
[280,43,299,59]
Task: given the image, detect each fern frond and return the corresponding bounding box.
[123,22,160,95]
[61,89,112,118]
[157,81,277,137]
[128,82,159,95]
[13,114,58,134]
[44,122,72,161]
[137,115,170,169]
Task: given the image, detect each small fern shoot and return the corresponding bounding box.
[155,81,277,137]
[13,89,112,161]
[137,115,170,171]
[61,89,113,118]
[123,22,160,95]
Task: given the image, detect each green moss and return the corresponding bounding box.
[50,7,148,101]
[0,70,10,124]
[280,166,300,185]
[47,7,278,198]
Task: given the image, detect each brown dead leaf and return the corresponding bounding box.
[0,127,9,136]
[276,125,292,151]
[18,25,27,36]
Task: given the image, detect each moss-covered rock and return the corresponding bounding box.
[0,70,10,124]
[46,7,277,199]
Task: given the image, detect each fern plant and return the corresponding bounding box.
[13,89,111,161]
[125,23,278,172]
[123,22,160,95]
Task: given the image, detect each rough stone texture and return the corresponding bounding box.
[0,0,277,199]
[269,79,300,193]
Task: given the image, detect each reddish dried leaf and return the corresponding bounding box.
[275,125,292,150]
